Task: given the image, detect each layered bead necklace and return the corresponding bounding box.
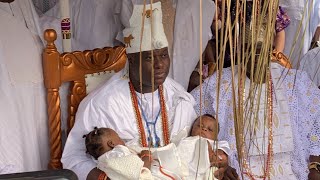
[129,82,170,147]
[240,73,274,180]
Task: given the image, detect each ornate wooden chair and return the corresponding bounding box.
[42,29,126,169]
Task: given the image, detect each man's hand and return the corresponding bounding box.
[308,169,320,180]
[86,168,105,180]
[309,156,320,180]
[209,149,227,180]
[209,150,239,180]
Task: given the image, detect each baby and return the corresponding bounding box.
[83,127,153,180]
[176,114,230,180]
[190,114,229,162]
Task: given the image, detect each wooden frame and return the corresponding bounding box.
[42,29,126,169]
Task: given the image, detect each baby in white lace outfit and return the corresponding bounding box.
[83,127,153,180]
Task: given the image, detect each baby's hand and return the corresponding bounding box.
[139,150,152,169]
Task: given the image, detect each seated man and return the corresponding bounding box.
[61,2,212,179]
[191,17,320,179]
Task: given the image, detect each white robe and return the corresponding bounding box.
[299,47,320,87]
[61,70,197,179]
[171,0,215,90]
[0,1,52,173]
[280,0,320,68]
[191,63,320,179]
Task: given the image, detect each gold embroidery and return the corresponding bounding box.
[224,84,230,91]
[230,144,235,150]
[204,100,209,107]
[124,34,134,47]
[307,90,311,96]
[278,165,284,175]
[274,114,279,128]
[270,166,276,177]
[227,100,232,106]
[143,8,159,18]
[229,128,235,135]
[311,135,318,142]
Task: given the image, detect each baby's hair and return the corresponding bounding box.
[192,114,220,133]
[83,127,108,160]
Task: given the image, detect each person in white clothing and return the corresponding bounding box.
[191,20,320,180]
[61,2,197,179]
[280,0,320,68]
[0,0,61,173]
[61,2,235,179]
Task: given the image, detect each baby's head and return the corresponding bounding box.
[83,127,125,159]
[190,114,219,140]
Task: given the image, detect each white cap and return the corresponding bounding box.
[122,2,168,54]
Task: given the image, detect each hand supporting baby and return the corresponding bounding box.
[208,142,227,179]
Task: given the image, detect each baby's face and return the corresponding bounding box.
[191,116,218,140]
[101,129,125,153]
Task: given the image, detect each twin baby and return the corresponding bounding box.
[83,115,230,180]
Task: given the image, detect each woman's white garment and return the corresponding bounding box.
[299,47,320,87]
[0,1,51,172]
[97,145,153,180]
[280,0,320,67]
[61,69,197,179]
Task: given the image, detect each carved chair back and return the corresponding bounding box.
[42,29,126,169]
